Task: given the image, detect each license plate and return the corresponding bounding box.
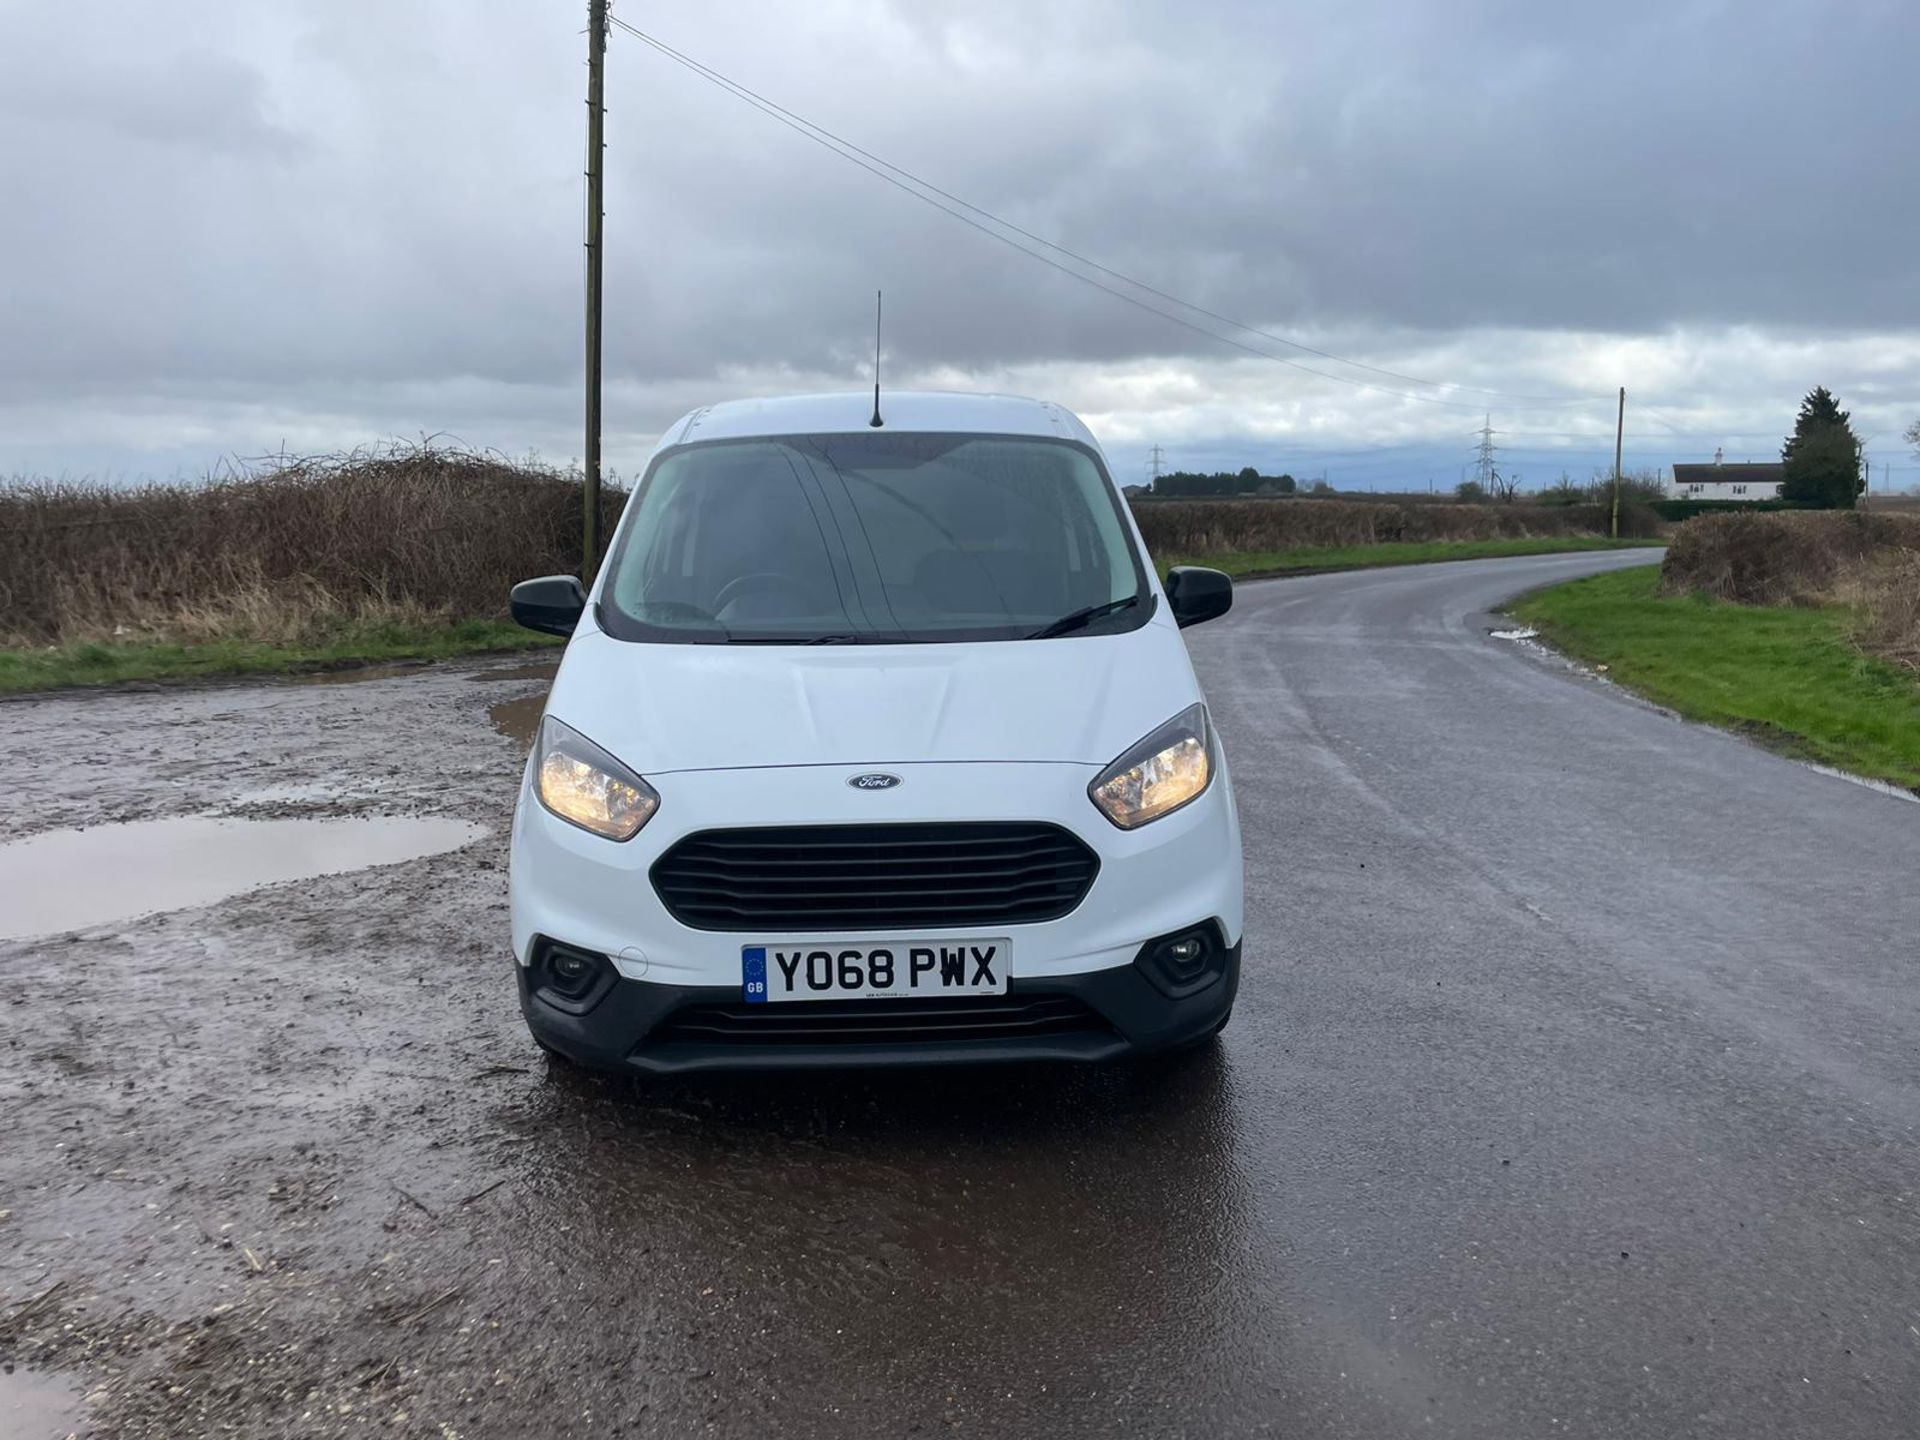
[741,940,1010,1003]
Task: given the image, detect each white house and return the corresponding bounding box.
[1669,458,1784,502]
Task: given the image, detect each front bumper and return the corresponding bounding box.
[520,930,1240,1073]
[511,758,1244,986]
[510,755,1245,1072]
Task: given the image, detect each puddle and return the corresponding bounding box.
[288,660,435,686]
[0,816,487,942]
[488,693,546,749]
[0,1368,83,1439]
[467,661,559,684]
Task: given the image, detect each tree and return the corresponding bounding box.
[1455,479,1487,502]
[1780,386,1864,508]
[1905,416,1920,456]
[1584,468,1666,507]
[1274,473,1297,495]
[1538,473,1585,507]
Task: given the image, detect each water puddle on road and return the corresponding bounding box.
[0,1367,83,1438]
[487,692,547,750]
[0,815,487,942]
[287,660,436,686]
[468,661,559,685]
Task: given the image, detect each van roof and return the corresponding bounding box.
[660,391,1099,450]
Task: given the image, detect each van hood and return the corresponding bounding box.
[544,621,1201,775]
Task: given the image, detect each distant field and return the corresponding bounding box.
[1131,495,1655,557]
[1159,536,1661,581]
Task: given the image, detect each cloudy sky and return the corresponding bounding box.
[4,0,1917,491]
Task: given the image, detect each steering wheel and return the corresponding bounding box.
[712,571,813,615]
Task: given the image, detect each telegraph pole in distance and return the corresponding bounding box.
[1611,386,1626,539]
[582,0,609,583]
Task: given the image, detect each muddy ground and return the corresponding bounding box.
[0,657,1259,1439]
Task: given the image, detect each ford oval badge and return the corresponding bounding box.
[848,772,902,791]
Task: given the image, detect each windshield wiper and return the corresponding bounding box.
[1025,594,1142,640]
[721,632,868,645]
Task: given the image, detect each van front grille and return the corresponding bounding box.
[648,822,1099,932]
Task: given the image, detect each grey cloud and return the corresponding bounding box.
[1,0,1915,479]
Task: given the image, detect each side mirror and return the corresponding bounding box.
[1165,566,1233,629]
[511,575,587,637]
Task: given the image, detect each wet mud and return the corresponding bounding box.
[0,655,1300,1439]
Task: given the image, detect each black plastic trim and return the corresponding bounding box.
[518,933,1239,1074]
[1132,919,1234,999]
[525,937,620,1017]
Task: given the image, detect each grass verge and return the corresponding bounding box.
[0,619,560,696]
[1508,566,1920,791]
[1158,535,1661,580]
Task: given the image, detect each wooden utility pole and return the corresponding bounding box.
[1610,386,1626,538]
[582,0,608,583]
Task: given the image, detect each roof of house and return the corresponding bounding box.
[657,391,1098,452]
[1672,462,1784,485]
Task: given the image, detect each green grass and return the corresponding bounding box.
[1158,535,1661,580]
[0,619,560,695]
[1509,567,1920,791]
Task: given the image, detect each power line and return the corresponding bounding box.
[606,18,1608,413]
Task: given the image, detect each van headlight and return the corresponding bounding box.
[534,716,659,841]
[1088,704,1214,830]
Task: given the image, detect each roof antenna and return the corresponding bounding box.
[869,290,885,428]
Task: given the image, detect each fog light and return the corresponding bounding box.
[1135,924,1226,999]
[533,940,613,1012]
[551,951,594,986]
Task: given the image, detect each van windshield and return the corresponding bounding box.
[597,433,1153,644]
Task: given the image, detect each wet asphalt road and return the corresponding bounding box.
[3,548,1918,1438]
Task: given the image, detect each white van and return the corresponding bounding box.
[508,391,1243,1072]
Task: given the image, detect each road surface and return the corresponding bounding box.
[1,548,1915,1438]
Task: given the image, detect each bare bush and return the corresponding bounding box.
[0,442,624,647]
[1660,511,1920,671]
[1859,552,1920,671]
[1660,511,1920,606]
